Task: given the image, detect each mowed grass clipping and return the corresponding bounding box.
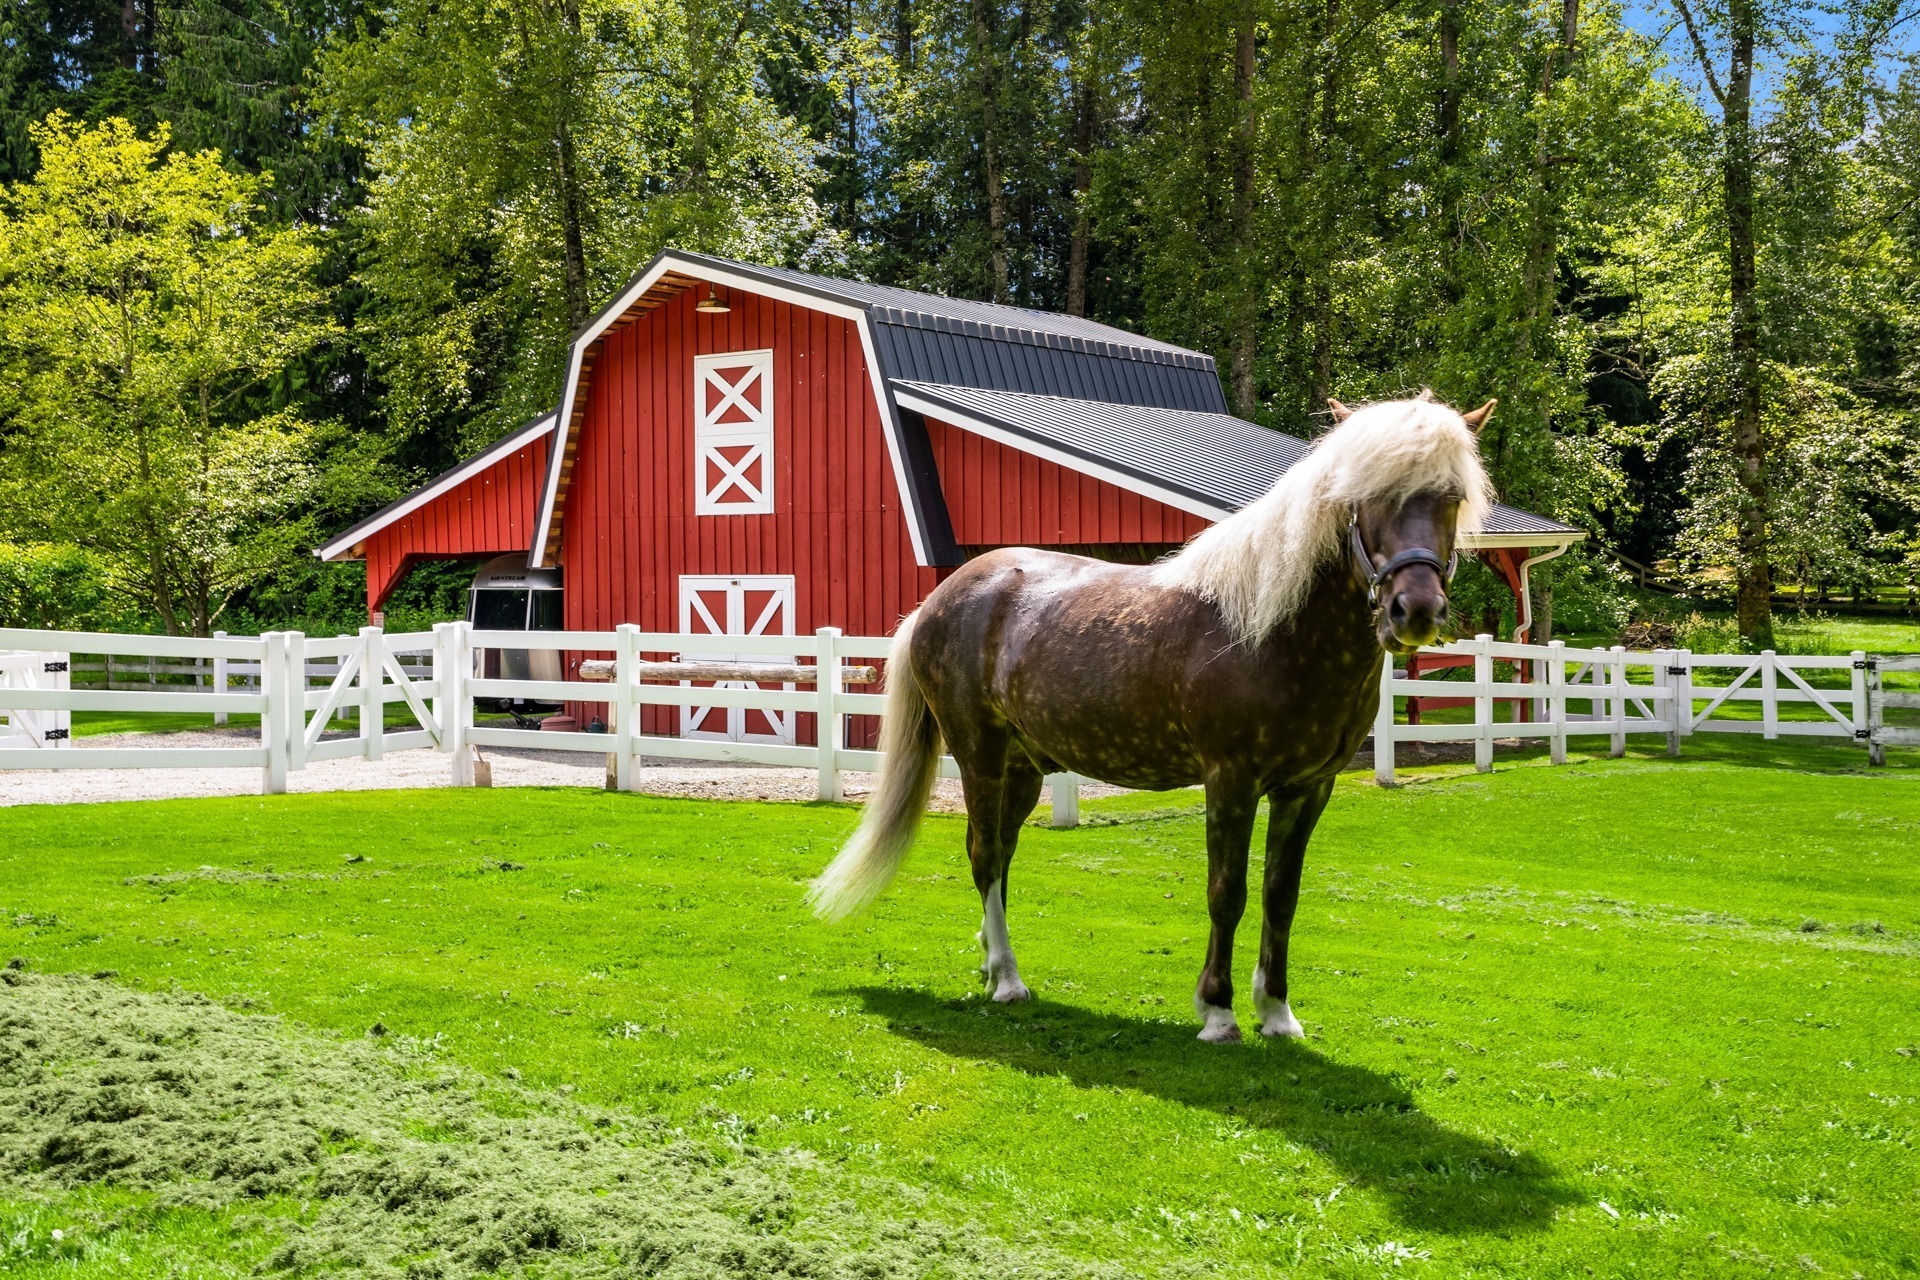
[2,751,1918,1278]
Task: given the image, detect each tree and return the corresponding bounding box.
[0,114,337,634]
[319,0,845,455]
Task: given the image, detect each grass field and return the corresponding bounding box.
[3,745,1919,1277]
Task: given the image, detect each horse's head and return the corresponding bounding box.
[1335,397,1494,653]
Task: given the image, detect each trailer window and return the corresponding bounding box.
[471,588,530,630]
[530,590,564,631]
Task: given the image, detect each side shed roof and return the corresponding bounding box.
[890,381,1585,549]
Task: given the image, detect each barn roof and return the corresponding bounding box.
[890,381,1585,549]
[529,251,1234,567]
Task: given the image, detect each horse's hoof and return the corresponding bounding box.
[992,980,1032,1004]
[1197,1005,1241,1043]
[1259,1010,1305,1039]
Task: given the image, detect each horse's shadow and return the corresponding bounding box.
[846,986,1575,1235]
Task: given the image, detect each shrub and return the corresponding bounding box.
[0,543,111,630]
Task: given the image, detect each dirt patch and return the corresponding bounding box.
[0,967,1138,1278]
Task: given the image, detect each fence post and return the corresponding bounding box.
[1867,656,1886,767]
[815,627,844,801]
[1609,645,1628,757]
[359,626,384,761]
[1373,650,1396,786]
[1548,639,1567,765]
[1761,649,1779,741]
[615,624,640,792]
[262,632,289,795]
[1675,648,1695,745]
[1050,773,1081,827]
[1850,650,1868,748]
[1474,634,1494,773]
[285,633,308,774]
[212,630,229,725]
[439,622,474,785]
[48,652,71,748]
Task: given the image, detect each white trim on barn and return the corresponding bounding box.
[531,253,935,569]
[693,350,776,515]
[314,412,558,562]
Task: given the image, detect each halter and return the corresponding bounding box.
[1348,510,1458,608]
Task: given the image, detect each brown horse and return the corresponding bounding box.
[809,395,1496,1042]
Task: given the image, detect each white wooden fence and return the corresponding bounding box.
[0,624,1084,824]
[3,625,1912,804]
[1371,634,1882,784]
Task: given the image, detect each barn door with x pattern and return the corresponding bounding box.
[693,350,774,515]
[678,575,796,743]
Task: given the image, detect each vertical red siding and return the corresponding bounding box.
[361,435,551,612]
[920,416,1214,546]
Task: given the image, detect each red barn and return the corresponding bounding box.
[317,249,1583,740]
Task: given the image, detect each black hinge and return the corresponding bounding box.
[1855,658,1872,671]
[1855,728,1870,740]
[43,660,68,673]
[1667,666,1687,676]
[46,728,69,741]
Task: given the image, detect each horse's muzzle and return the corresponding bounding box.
[1381,589,1448,652]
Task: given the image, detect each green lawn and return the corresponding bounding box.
[3,749,1919,1277]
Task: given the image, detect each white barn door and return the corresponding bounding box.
[678,575,796,743]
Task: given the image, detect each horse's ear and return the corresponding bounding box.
[1327,398,1354,423]
[1460,399,1497,434]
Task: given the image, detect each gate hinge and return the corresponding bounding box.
[43,660,68,673]
[45,728,69,741]
[1855,728,1871,740]
[1855,658,1873,671]
[1666,666,1687,676]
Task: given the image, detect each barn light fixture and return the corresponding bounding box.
[695,284,730,314]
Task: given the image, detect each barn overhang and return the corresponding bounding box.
[315,412,558,563]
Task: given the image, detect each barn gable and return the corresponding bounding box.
[315,412,555,612]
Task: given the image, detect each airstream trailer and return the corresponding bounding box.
[468,554,564,723]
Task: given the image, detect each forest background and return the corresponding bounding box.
[1,0,1917,647]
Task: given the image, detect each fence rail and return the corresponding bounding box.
[4,625,1915,806]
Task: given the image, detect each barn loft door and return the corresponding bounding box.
[678,574,796,744]
[693,350,775,515]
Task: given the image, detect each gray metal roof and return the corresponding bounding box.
[891,381,1584,541]
[667,252,1230,414]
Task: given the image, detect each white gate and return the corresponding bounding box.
[0,651,71,748]
[678,575,796,744]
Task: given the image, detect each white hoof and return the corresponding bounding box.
[992,978,1032,1003]
[1251,967,1304,1038]
[1197,1004,1242,1043]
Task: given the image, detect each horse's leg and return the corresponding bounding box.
[1252,777,1336,1039]
[1194,777,1260,1043]
[974,761,1044,1003]
[954,729,1037,1004]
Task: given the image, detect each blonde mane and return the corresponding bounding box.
[1152,395,1494,645]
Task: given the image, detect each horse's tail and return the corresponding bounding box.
[808,611,940,922]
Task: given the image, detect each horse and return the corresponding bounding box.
[808,394,1496,1043]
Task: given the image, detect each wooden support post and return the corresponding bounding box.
[1474,634,1494,773]
[1867,656,1885,767]
[1850,650,1868,750]
[1050,773,1080,827]
[816,627,844,802]
[213,630,229,726]
[1548,639,1567,765]
[360,626,384,761]
[1609,644,1628,757]
[439,623,474,786]
[262,632,289,795]
[1761,649,1779,741]
[616,624,639,792]
[1373,650,1396,786]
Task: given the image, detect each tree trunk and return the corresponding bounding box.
[1514,0,1578,368]
[1228,8,1258,415]
[1308,0,1339,413]
[1067,74,1093,317]
[1723,0,1771,646]
[973,0,1009,302]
